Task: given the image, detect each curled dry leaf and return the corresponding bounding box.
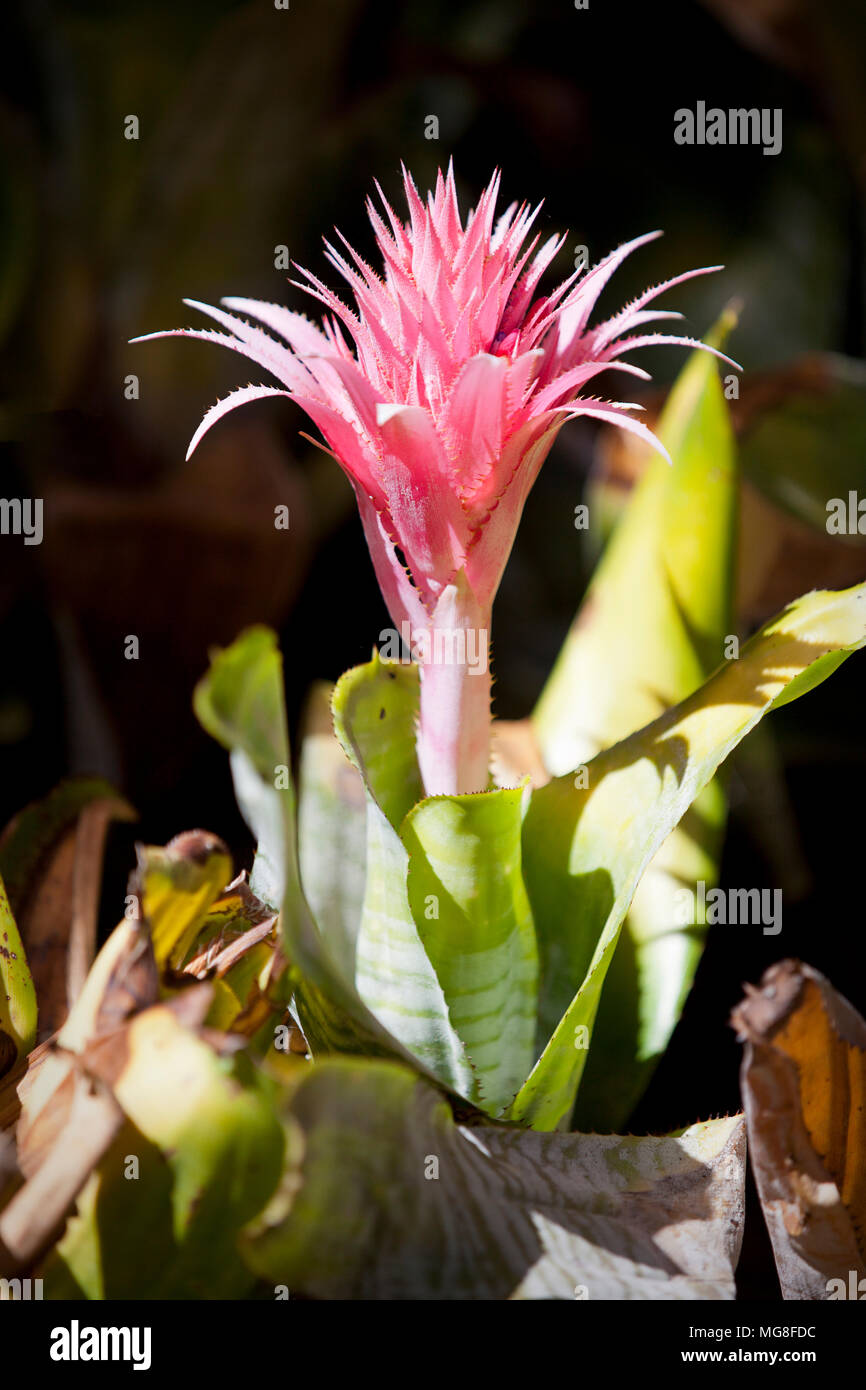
[0,1130,16,1201]
[0,1071,122,1279]
[0,779,136,1037]
[1,915,166,1277]
[40,1001,284,1300]
[16,917,160,1180]
[732,960,866,1300]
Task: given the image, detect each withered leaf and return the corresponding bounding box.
[733,960,866,1299]
[15,918,159,1179]
[0,781,136,1035]
[0,1070,122,1278]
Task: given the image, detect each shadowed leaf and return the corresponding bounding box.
[242,1057,746,1300]
[39,1004,284,1299]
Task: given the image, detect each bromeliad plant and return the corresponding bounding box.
[136,166,866,1134]
[3,165,864,1302]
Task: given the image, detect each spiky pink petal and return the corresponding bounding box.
[138,167,735,795]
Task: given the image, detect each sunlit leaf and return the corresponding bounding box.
[533,324,738,1131]
[403,788,537,1114]
[514,581,866,1130]
[0,874,37,1080]
[137,831,232,971]
[331,654,476,1098]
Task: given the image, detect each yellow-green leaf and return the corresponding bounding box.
[532,317,738,1130]
[0,874,37,1078]
[514,581,866,1131]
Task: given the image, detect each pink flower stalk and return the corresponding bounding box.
[135,164,734,797]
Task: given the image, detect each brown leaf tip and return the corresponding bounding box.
[164,830,230,865]
[730,959,806,1042]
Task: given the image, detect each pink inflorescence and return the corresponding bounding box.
[135,163,733,623]
[136,165,736,795]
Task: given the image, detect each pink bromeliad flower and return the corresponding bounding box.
[135,164,734,797]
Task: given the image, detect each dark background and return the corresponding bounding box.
[2,0,866,1297]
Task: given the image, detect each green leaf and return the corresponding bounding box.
[331,655,476,1098]
[534,315,739,771]
[402,788,538,1115]
[0,873,37,1078]
[241,1057,745,1300]
[331,653,423,829]
[572,782,724,1130]
[137,832,233,971]
[193,628,451,1080]
[532,320,738,1130]
[193,627,293,911]
[514,581,866,1131]
[329,653,540,1113]
[297,682,367,983]
[42,1005,284,1298]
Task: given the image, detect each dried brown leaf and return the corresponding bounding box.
[733,960,866,1299]
[0,1070,122,1277]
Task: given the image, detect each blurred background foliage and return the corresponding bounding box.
[0,0,865,1231]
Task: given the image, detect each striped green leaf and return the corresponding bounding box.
[403,789,538,1115]
[297,682,367,983]
[193,628,439,1074]
[331,655,476,1097]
